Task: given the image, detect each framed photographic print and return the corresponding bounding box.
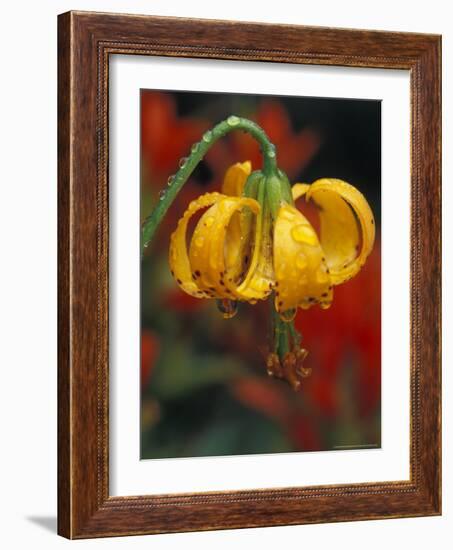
[58,11,441,538]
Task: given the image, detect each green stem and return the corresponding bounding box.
[288,322,302,348]
[141,116,277,255]
[272,302,290,357]
[271,299,303,359]
[279,322,290,357]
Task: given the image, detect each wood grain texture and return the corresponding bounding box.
[57,10,441,539]
[57,11,71,538]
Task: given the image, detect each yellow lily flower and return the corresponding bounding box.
[142,115,375,390]
[169,162,375,322]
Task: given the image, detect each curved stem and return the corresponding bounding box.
[141,116,277,255]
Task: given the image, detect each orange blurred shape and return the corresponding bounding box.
[295,240,381,418]
[230,377,292,420]
[256,100,321,179]
[205,99,322,182]
[163,287,205,312]
[141,330,160,388]
[141,92,207,182]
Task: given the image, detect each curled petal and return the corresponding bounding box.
[273,204,333,312]
[291,183,310,201]
[222,162,253,274]
[169,192,224,298]
[221,161,252,196]
[305,178,375,285]
[188,196,261,300]
[235,184,275,301]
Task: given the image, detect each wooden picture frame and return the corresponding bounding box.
[58,10,441,539]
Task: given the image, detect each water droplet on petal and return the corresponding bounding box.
[227,115,240,126]
[281,209,296,222]
[217,299,238,319]
[296,253,308,270]
[205,216,214,227]
[291,224,318,245]
[279,308,297,323]
[202,130,212,143]
[194,236,204,247]
[179,157,188,168]
[316,271,329,284]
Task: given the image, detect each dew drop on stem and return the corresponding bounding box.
[227,115,240,126]
[202,130,212,143]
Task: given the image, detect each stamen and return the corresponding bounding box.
[276,347,312,390]
[266,353,282,378]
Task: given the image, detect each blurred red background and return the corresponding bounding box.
[140,89,381,459]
